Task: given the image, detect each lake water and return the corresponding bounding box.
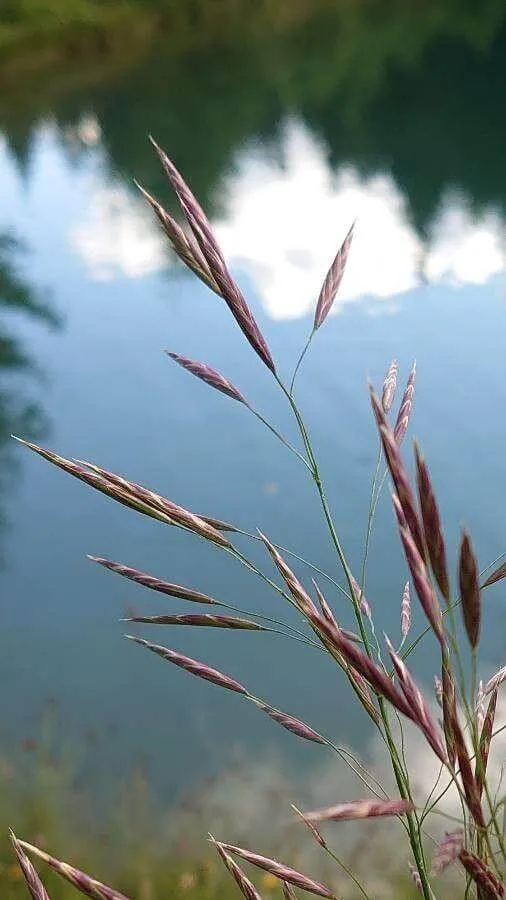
[1,6,506,804]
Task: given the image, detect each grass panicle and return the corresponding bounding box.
[14,140,506,900]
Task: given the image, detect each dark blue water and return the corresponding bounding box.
[1,14,506,800]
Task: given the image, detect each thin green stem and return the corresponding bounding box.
[321,843,372,899]
[232,527,351,600]
[289,330,315,395]
[247,404,312,470]
[277,378,433,895]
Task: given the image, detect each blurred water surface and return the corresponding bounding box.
[1,3,506,801]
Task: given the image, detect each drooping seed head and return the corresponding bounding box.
[15,839,131,900]
[259,532,318,618]
[301,798,414,823]
[15,438,231,548]
[10,833,51,900]
[414,444,450,602]
[251,700,325,745]
[458,531,481,649]
[219,843,336,899]
[166,352,247,404]
[382,359,398,413]
[459,851,505,898]
[124,613,264,630]
[88,556,218,604]
[126,636,248,695]
[149,138,275,373]
[314,222,355,330]
[211,838,263,900]
[434,676,443,707]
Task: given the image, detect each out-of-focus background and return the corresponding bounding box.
[1,2,506,896]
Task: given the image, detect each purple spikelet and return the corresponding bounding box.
[219,843,336,898]
[394,362,416,444]
[400,581,411,638]
[314,223,355,329]
[166,352,247,403]
[458,531,481,649]
[382,359,398,413]
[126,636,248,695]
[11,834,51,900]
[149,138,275,373]
[15,839,131,900]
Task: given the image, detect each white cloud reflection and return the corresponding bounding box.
[70,184,168,281]
[70,118,506,317]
